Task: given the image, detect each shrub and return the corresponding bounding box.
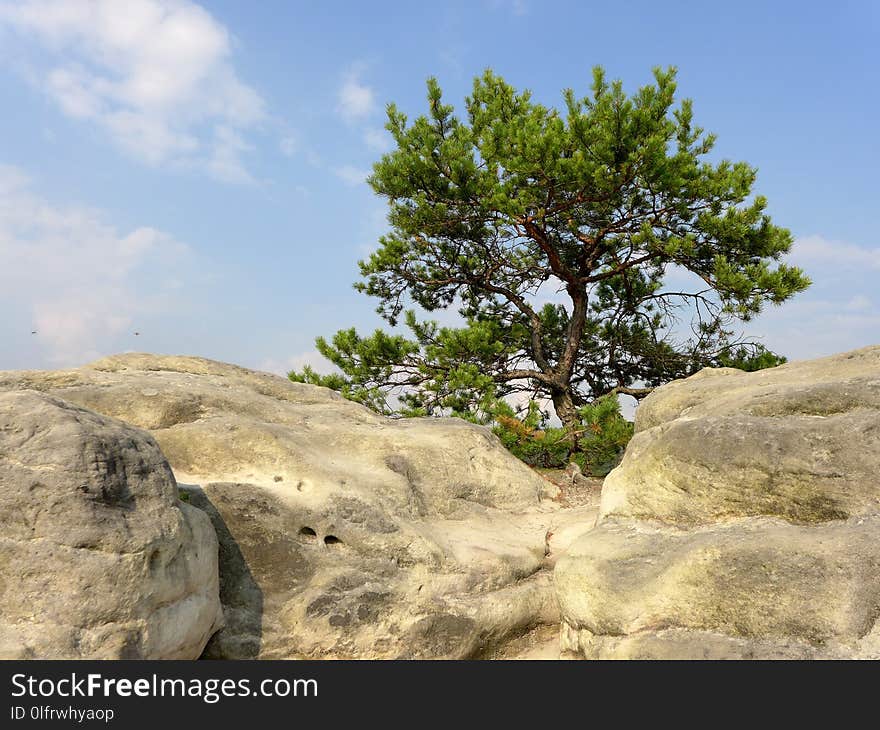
[492,395,633,476]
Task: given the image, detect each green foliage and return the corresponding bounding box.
[571,396,636,475]
[492,395,634,476]
[289,327,421,414]
[716,344,787,371]
[289,311,508,419]
[293,66,810,430]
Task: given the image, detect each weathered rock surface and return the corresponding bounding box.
[0,390,222,659]
[555,345,880,659]
[0,354,594,659]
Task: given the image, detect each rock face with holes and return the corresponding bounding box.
[0,354,591,659]
[0,390,222,659]
[555,345,880,659]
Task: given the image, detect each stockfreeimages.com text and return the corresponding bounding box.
[10,673,317,704]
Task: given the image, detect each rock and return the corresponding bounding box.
[0,354,587,659]
[555,345,880,659]
[0,390,222,659]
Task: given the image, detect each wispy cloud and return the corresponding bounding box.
[746,234,880,359]
[258,350,338,378]
[333,165,370,186]
[279,132,299,158]
[337,65,375,122]
[333,64,387,184]
[0,163,197,365]
[207,125,256,184]
[750,296,880,361]
[488,0,528,16]
[845,294,872,311]
[0,0,266,182]
[363,126,392,153]
[788,234,880,270]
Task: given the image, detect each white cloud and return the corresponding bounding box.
[789,234,880,270]
[333,165,370,186]
[258,350,338,378]
[337,66,375,122]
[845,294,872,311]
[0,0,266,181]
[0,163,195,365]
[743,235,880,360]
[749,298,880,362]
[363,126,392,153]
[279,132,298,158]
[488,0,528,16]
[335,64,390,162]
[0,164,30,194]
[206,124,255,184]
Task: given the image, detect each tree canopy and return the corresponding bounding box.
[292,66,809,430]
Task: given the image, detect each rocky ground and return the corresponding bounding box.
[488,467,603,660]
[2,345,879,660]
[0,354,600,659]
[557,345,880,659]
[535,467,604,508]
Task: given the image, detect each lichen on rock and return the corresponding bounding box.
[555,345,880,659]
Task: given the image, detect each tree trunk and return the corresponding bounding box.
[551,388,579,432]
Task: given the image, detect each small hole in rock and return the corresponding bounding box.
[324,535,343,546]
[148,549,161,573]
[299,526,317,538]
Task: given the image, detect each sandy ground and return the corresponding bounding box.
[486,624,563,659]
[488,467,604,660]
[537,466,604,508]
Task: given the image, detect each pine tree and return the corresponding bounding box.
[293,67,809,429]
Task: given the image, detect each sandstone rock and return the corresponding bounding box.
[0,390,222,659]
[555,345,880,659]
[0,354,590,659]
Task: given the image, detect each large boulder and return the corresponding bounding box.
[0,354,590,659]
[0,390,222,659]
[555,345,880,659]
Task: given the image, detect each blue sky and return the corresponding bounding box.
[0,0,878,375]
